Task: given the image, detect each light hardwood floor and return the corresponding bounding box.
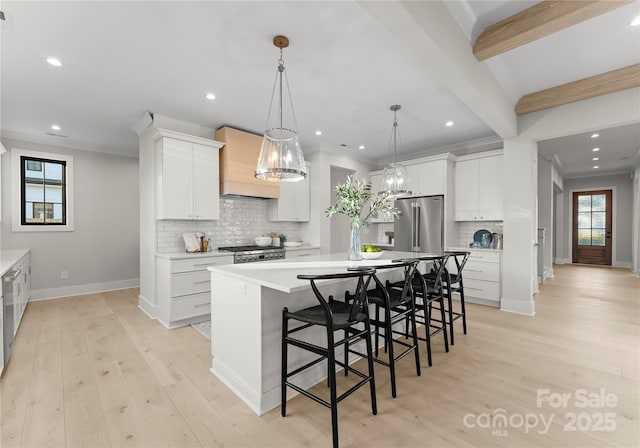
[1,264,638,447]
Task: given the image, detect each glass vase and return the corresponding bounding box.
[349,222,362,261]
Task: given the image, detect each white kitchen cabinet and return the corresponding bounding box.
[454,152,503,221]
[13,252,30,334]
[155,130,223,220]
[285,247,320,258]
[448,249,501,306]
[406,160,445,196]
[369,172,394,223]
[268,163,310,222]
[155,254,233,328]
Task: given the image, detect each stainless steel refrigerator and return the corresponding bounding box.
[394,195,444,253]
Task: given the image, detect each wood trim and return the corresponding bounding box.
[516,64,640,115]
[473,0,633,61]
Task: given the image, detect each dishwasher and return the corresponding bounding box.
[2,269,19,372]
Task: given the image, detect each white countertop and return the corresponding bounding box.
[208,250,442,293]
[448,246,503,253]
[1,249,30,277]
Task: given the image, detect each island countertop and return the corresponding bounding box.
[208,250,441,293]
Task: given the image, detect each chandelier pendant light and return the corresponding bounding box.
[379,105,411,198]
[255,35,307,182]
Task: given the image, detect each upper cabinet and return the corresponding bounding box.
[454,151,503,221]
[406,159,445,196]
[268,163,311,222]
[369,172,394,223]
[154,130,224,220]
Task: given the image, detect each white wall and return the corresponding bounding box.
[329,166,355,253]
[559,174,634,267]
[1,138,140,299]
[301,149,374,253]
[633,165,640,275]
[538,157,554,280]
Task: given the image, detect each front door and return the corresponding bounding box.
[572,190,612,265]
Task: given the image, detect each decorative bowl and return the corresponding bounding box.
[360,251,383,260]
[255,237,272,247]
[284,241,303,247]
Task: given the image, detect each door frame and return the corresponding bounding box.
[567,186,617,266]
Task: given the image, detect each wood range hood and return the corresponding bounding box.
[215,126,280,199]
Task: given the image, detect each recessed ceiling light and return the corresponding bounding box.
[592,147,600,152]
[591,133,599,138]
[205,93,216,100]
[593,165,599,169]
[358,145,365,150]
[445,121,454,127]
[592,157,599,161]
[46,57,62,67]
[315,130,322,136]
[51,125,61,131]
[631,16,640,26]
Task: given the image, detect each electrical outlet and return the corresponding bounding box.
[60,271,68,279]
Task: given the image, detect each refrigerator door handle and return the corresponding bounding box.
[411,203,416,249]
[414,206,421,251]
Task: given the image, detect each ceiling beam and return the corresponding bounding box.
[516,64,640,115]
[359,0,518,139]
[473,0,633,61]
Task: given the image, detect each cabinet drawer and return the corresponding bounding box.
[171,256,234,273]
[467,251,500,263]
[463,261,500,281]
[171,293,210,321]
[171,271,210,297]
[286,249,319,258]
[463,278,500,301]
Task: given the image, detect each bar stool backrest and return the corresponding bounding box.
[370,259,420,305]
[297,268,375,323]
[444,251,471,279]
[415,254,450,293]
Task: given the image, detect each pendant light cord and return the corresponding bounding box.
[264,48,299,133]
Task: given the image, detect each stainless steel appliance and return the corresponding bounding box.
[218,245,286,264]
[394,195,444,253]
[3,269,19,371]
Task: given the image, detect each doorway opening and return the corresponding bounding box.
[572,189,612,265]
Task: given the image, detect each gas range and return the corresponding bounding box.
[218,245,286,264]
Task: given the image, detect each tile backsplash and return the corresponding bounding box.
[156,197,301,253]
[456,221,503,247]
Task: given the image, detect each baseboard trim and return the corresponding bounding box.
[30,278,140,301]
[500,297,536,316]
[612,261,632,269]
[138,294,156,319]
[554,258,570,264]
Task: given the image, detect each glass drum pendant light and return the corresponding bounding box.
[255,35,306,182]
[380,105,411,198]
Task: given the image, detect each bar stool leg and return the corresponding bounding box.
[281,309,288,417]
[384,307,397,398]
[364,318,378,416]
[447,289,455,346]
[327,328,339,448]
[424,300,433,367]
[439,295,449,353]
[460,279,468,334]
[410,301,421,377]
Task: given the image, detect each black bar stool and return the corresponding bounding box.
[442,250,470,345]
[346,259,421,398]
[281,268,377,448]
[408,255,450,366]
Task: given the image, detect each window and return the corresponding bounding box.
[11,148,74,232]
[21,156,66,225]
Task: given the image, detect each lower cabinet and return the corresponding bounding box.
[285,248,320,258]
[449,249,501,306]
[155,254,233,328]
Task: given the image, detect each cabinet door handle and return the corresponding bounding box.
[194,302,209,308]
[297,254,311,257]
[466,287,482,291]
[194,280,210,285]
[194,263,216,267]
[470,256,483,259]
[466,269,482,272]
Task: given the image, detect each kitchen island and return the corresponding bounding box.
[208,251,435,415]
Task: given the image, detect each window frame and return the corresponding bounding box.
[11,148,74,232]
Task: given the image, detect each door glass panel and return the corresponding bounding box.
[592,212,605,228]
[578,212,591,228]
[578,195,591,211]
[578,229,591,246]
[592,229,605,246]
[576,193,608,246]
[591,194,606,211]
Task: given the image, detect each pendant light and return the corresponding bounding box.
[379,105,411,198]
[255,35,306,182]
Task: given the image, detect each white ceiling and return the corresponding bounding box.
[1,1,639,175]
